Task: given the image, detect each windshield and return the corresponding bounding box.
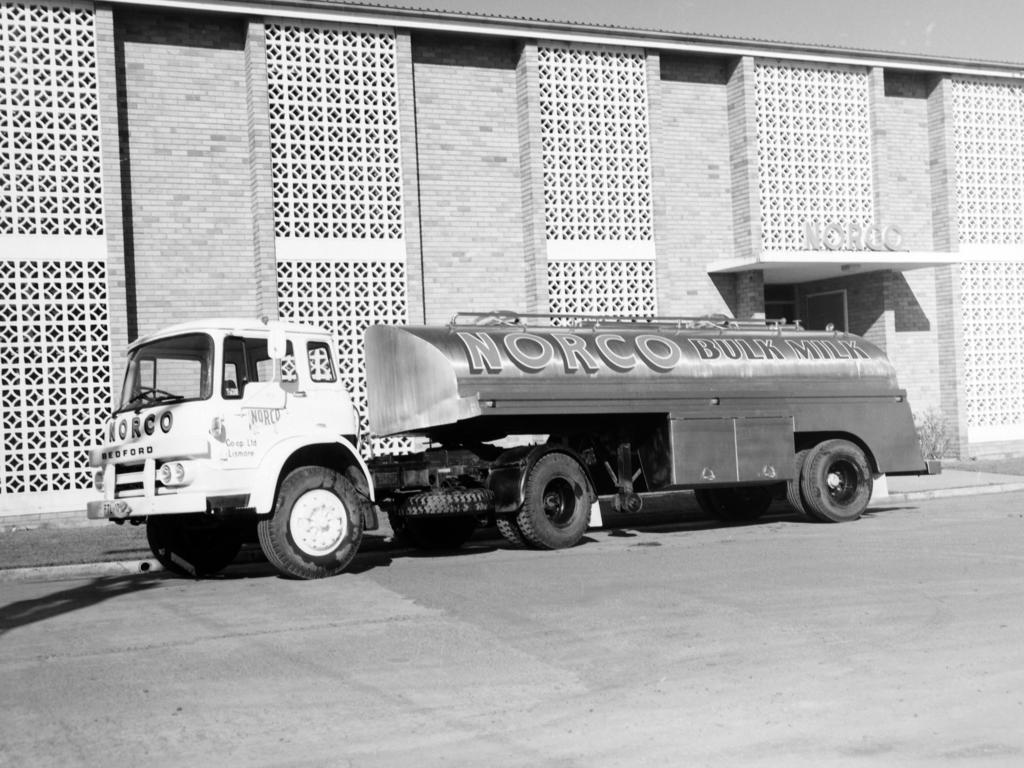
[118,333,214,412]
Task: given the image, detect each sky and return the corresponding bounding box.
[340,0,1024,65]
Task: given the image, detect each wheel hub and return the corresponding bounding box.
[826,461,857,503]
[289,489,349,556]
[542,479,576,527]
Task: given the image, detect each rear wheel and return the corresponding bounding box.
[516,453,591,550]
[799,439,873,523]
[258,466,364,579]
[495,514,529,548]
[146,515,242,578]
[786,449,811,516]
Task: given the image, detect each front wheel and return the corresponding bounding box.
[258,466,365,579]
[146,515,242,578]
[799,439,873,523]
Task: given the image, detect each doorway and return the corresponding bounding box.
[805,289,848,332]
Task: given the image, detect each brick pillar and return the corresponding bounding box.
[866,68,895,353]
[725,57,763,319]
[735,270,765,319]
[94,3,129,386]
[867,68,887,215]
[929,76,961,253]
[646,50,669,314]
[516,41,548,313]
[872,272,895,352]
[396,31,424,324]
[244,21,278,320]
[727,56,760,265]
[928,75,968,456]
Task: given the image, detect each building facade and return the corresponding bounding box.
[2,0,1024,521]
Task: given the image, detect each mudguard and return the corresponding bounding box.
[487,444,597,514]
[250,434,375,515]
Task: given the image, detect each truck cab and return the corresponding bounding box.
[87,318,376,579]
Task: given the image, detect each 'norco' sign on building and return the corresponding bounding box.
[803,221,906,251]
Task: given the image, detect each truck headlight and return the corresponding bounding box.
[158,461,194,487]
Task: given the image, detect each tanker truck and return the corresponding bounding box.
[367,312,937,551]
[86,312,936,579]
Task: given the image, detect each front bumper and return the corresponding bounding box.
[87,493,208,520]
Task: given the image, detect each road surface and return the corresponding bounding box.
[2,492,1023,767]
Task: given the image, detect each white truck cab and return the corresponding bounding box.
[87,318,376,579]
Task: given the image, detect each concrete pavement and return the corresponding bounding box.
[880,468,1024,501]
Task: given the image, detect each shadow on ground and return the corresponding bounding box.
[0,572,165,635]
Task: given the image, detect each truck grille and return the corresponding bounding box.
[113,460,146,496]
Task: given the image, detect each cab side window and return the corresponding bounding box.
[223,336,294,397]
[223,337,245,399]
[308,341,336,383]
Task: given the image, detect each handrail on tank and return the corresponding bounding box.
[448,310,805,332]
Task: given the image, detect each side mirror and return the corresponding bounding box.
[267,325,287,360]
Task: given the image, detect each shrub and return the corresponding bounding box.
[915,408,955,460]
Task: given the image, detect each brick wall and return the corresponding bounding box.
[794,269,941,418]
[243,21,277,320]
[411,34,528,323]
[95,6,129,383]
[871,68,942,415]
[887,270,941,413]
[796,273,885,339]
[396,31,426,324]
[876,70,935,250]
[115,10,259,339]
[652,53,734,316]
[929,76,969,455]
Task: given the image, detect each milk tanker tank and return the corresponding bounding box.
[365,313,936,551]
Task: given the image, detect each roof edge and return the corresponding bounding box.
[112,0,1024,77]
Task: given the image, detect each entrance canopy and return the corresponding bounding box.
[707,250,961,284]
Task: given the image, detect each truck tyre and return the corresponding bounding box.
[799,439,873,523]
[258,466,364,579]
[516,453,591,550]
[786,449,811,516]
[146,515,242,578]
[401,488,493,517]
[695,486,774,525]
[495,514,529,548]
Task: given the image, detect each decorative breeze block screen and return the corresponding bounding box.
[0,1,103,236]
[952,78,1024,245]
[959,260,1024,432]
[547,260,657,316]
[1,2,111,496]
[953,78,1024,434]
[538,46,653,241]
[265,24,403,239]
[755,62,874,251]
[277,260,408,453]
[1,258,111,493]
